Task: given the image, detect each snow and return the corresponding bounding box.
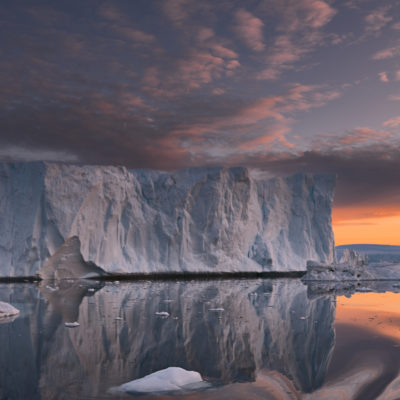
[108,367,209,394]
[0,301,19,319]
[0,162,336,276]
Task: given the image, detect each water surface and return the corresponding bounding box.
[0,279,399,399]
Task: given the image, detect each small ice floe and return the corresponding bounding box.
[45,285,59,292]
[299,316,308,320]
[108,367,210,395]
[87,288,95,292]
[0,301,20,323]
[115,317,123,321]
[208,308,224,312]
[155,311,170,317]
[65,321,80,328]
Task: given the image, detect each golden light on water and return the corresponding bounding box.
[336,292,400,343]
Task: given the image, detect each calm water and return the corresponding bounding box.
[0,278,400,399]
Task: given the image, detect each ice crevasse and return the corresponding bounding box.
[0,162,336,277]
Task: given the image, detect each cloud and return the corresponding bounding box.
[234,9,265,52]
[26,6,70,26]
[392,22,400,30]
[379,72,389,82]
[372,45,400,60]
[389,95,400,101]
[112,27,156,45]
[256,68,282,80]
[365,7,392,33]
[256,0,336,80]
[0,145,79,163]
[163,0,191,26]
[98,2,127,24]
[383,116,400,128]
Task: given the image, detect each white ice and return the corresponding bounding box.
[108,367,209,394]
[0,301,19,319]
[0,162,336,276]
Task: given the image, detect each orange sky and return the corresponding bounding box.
[332,206,400,246]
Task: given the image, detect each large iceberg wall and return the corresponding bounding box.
[0,162,335,276]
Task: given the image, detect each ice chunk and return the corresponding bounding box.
[0,301,20,320]
[339,248,368,266]
[108,367,209,394]
[64,321,80,328]
[155,311,169,317]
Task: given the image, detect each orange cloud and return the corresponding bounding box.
[365,7,392,33]
[372,45,400,60]
[383,116,400,128]
[234,9,265,52]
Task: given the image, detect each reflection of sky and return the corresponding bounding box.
[1,1,400,242]
[336,292,400,342]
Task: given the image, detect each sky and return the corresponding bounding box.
[1,0,400,245]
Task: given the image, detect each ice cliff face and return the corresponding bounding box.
[0,162,335,276]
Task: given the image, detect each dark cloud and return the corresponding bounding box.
[238,148,400,210]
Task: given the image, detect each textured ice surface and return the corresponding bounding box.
[339,248,368,266]
[39,236,106,279]
[108,367,208,394]
[0,162,336,276]
[303,261,400,282]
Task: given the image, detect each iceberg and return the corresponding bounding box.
[0,162,336,276]
[108,367,209,395]
[0,301,19,321]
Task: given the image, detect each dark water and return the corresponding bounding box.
[0,279,399,399]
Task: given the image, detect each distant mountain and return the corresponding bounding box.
[336,244,400,263]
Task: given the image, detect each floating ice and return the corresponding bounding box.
[155,311,169,317]
[64,321,80,328]
[0,301,19,320]
[108,367,209,395]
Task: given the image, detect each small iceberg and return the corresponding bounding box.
[108,367,210,395]
[0,301,20,324]
[64,321,80,328]
[155,311,169,317]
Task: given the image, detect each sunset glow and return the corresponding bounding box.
[336,292,400,342]
[333,209,400,245]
